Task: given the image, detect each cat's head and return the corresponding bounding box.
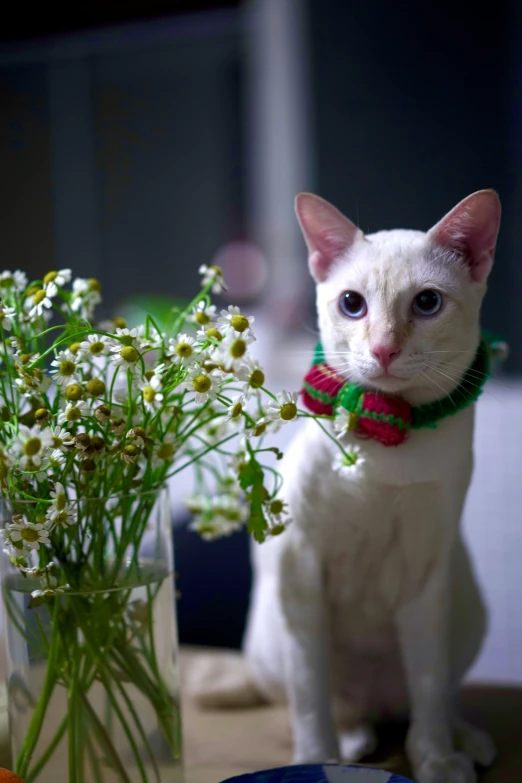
[296,190,501,405]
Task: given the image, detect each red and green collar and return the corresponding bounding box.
[301,333,505,447]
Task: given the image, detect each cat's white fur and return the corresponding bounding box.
[189,190,501,783]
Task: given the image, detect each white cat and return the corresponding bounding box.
[190,190,500,783]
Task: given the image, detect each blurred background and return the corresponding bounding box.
[0,1,521,681]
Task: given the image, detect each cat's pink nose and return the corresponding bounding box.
[371,344,402,371]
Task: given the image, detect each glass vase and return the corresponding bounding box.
[0,487,183,783]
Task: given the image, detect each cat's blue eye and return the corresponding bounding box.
[412,289,443,317]
[339,291,367,318]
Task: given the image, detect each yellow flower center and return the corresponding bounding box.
[0,276,13,288]
[88,278,101,292]
[194,311,210,325]
[229,339,246,359]
[143,386,156,403]
[144,370,154,381]
[66,407,81,422]
[87,379,105,397]
[270,524,286,537]
[69,342,81,355]
[269,499,284,515]
[34,408,50,424]
[157,442,175,460]
[88,341,105,355]
[56,493,67,511]
[65,384,83,401]
[59,360,76,377]
[230,314,249,332]
[32,289,46,306]
[21,527,40,542]
[205,328,222,342]
[52,435,63,448]
[209,265,222,276]
[24,437,42,456]
[113,317,127,329]
[43,271,58,285]
[176,342,193,358]
[230,402,243,418]
[280,402,297,421]
[120,346,138,363]
[123,445,138,460]
[54,511,69,526]
[249,369,265,388]
[254,422,267,437]
[193,374,211,394]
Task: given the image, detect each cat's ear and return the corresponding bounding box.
[427,189,501,283]
[295,193,363,282]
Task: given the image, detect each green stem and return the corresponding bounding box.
[15,598,61,778]
[80,693,133,783]
[26,716,68,782]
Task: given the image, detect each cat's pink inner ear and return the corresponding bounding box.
[295,193,363,282]
[428,190,501,283]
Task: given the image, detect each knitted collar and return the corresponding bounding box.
[301,336,495,447]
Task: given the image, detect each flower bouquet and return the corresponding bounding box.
[0,264,304,782]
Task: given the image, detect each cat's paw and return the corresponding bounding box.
[338,724,377,762]
[414,752,476,783]
[454,720,496,767]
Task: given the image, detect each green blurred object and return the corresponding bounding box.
[118,293,190,334]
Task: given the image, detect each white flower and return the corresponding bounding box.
[189,494,247,540]
[152,432,177,466]
[0,305,15,332]
[27,289,53,318]
[50,351,80,386]
[265,390,299,425]
[199,264,227,294]
[140,374,164,413]
[0,269,27,293]
[79,334,111,358]
[236,357,266,398]
[31,585,70,600]
[7,517,51,551]
[15,425,53,470]
[266,497,292,534]
[50,426,74,461]
[71,278,102,318]
[188,301,217,327]
[46,483,77,528]
[332,445,365,477]
[166,333,197,365]
[333,407,357,439]
[109,340,142,376]
[43,269,71,291]
[179,366,221,405]
[57,401,89,426]
[217,306,255,339]
[72,278,90,295]
[224,395,245,423]
[245,416,278,438]
[216,332,254,372]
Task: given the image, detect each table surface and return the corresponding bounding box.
[181,649,522,783]
[0,647,520,782]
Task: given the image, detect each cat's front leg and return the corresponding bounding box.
[279,530,339,764]
[396,547,476,783]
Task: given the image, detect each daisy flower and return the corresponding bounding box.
[196,326,224,345]
[224,395,245,423]
[265,390,299,424]
[46,482,77,528]
[217,305,255,338]
[266,498,292,535]
[110,342,142,376]
[332,445,365,477]
[140,374,164,413]
[71,278,102,318]
[236,357,266,398]
[31,585,70,600]
[51,426,74,460]
[333,407,358,439]
[57,400,89,426]
[0,304,15,332]
[179,366,221,405]
[43,269,72,290]
[15,425,53,470]
[0,269,27,293]
[152,432,177,466]
[166,333,197,365]
[199,264,227,294]
[216,333,254,372]
[188,301,217,326]
[79,333,111,358]
[50,351,80,386]
[7,516,51,551]
[27,288,53,319]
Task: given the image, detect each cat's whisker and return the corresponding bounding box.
[418,369,456,413]
[433,359,516,391]
[422,363,505,406]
